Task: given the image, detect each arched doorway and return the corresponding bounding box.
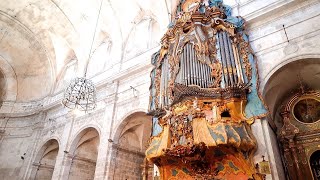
[310,150,320,180]
[110,112,152,180]
[34,139,59,180]
[68,127,100,180]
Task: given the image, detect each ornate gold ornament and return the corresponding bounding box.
[146,0,265,179]
[277,90,320,180]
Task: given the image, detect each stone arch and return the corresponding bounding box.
[68,124,101,152]
[67,127,100,180]
[261,54,320,92]
[31,139,60,180]
[87,35,113,78]
[310,150,320,180]
[53,58,78,93]
[108,110,153,180]
[123,14,160,60]
[112,108,148,142]
[34,137,61,162]
[262,57,320,122]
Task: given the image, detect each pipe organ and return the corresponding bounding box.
[146,0,267,179]
[175,43,214,88]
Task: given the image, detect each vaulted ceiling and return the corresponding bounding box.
[0,0,252,105]
[0,0,172,102]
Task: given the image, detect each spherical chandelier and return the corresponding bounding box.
[62,0,105,112]
[62,77,96,111]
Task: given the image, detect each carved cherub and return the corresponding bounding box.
[163,107,173,120]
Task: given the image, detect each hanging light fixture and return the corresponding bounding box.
[62,0,104,112]
[62,77,96,111]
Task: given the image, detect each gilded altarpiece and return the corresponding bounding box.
[146,0,268,179]
[279,90,320,180]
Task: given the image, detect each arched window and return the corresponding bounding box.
[124,18,160,60]
[54,60,77,93]
[87,39,112,77]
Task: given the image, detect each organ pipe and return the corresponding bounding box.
[222,31,234,86]
[226,32,238,85]
[218,32,229,86]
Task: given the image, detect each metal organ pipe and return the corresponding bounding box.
[206,64,210,88]
[232,44,242,85]
[166,58,169,104]
[226,33,238,85]
[180,53,185,84]
[193,48,199,86]
[183,46,187,85]
[216,34,225,87]
[200,61,205,88]
[176,43,221,89]
[203,62,207,88]
[183,45,186,85]
[191,45,196,86]
[218,32,229,86]
[222,31,234,86]
[234,45,244,84]
[187,45,190,86]
[160,63,164,108]
[190,44,197,85]
[189,44,194,85]
[197,51,201,87]
[185,45,190,85]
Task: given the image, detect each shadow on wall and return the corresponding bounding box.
[0,69,6,108]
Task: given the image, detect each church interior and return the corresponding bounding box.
[0,0,319,179]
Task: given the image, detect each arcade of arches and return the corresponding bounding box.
[0,0,319,180]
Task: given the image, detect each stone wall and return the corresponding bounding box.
[109,146,145,180]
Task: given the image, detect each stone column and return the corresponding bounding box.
[51,112,75,180]
[252,118,285,180]
[102,81,119,180]
[93,108,111,180]
[22,112,45,180]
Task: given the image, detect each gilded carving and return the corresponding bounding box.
[238,37,252,81]
[146,0,265,179]
[277,90,320,180]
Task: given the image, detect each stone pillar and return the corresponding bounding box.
[22,113,45,180]
[93,124,109,180]
[51,112,75,180]
[141,158,154,180]
[252,118,285,180]
[102,81,119,180]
